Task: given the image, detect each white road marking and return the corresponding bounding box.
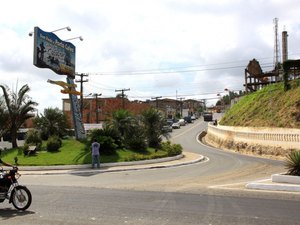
[209,178,271,189]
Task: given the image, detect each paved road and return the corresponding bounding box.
[19,118,285,193]
[1,117,300,225]
[1,185,300,225]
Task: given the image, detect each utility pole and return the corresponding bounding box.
[92,93,102,123]
[75,73,88,116]
[177,97,185,117]
[115,88,130,109]
[151,96,162,109]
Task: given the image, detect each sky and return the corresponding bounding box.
[1,0,300,113]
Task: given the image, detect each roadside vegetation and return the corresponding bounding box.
[285,150,300,176]
[0,103,182,166]
[220,79,300,128]
[1,139,181,166]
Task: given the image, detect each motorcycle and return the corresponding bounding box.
[0,165,32,211]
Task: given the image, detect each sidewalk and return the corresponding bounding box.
[18,152,206,175]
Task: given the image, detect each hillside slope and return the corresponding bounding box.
[220,79,300,129]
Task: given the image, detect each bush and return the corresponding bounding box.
[47,136,62,152]
[25,129,42,150]
[126,138,147,152]
[98,136,118,155]
[160,141,182,156]
[86,129,119,155]
[285,150,300,176]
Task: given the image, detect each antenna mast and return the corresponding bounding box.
[273,18,280,69]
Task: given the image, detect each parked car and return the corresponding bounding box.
[162,124,172,132]
[184,116,193,123]
[172,121,181,129]
[191,115,196,120]
[178,118,186,126]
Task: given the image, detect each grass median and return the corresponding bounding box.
[1,139,173,166]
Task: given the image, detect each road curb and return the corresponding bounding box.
[18,154,184,171]
[246,182,300,192]
[19,153,206,175]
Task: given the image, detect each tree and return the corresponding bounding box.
[0,98,9,138]
[33,107,69,139]
[0,84,37,148]
[106,109,147,150]
[142,108,169,148]
[123,115,147,151]
[108,109,132,138]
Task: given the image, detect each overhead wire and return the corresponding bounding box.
[79,54,288,100]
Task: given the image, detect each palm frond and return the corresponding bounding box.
[285,151,300,176]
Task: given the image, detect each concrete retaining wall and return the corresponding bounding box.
[207,123,300,150]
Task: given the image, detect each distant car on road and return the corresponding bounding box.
[203,111,213,121]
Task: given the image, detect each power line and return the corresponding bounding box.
[81,51,300,77]
[87,62,274,76]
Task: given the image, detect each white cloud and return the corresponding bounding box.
[0,0,300,112]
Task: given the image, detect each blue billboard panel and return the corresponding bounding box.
[33,26,75,77]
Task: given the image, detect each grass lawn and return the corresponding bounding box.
[0,139,169,166]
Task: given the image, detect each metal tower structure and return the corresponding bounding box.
[273,18,280,69]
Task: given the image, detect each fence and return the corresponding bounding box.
[207,123,300,150]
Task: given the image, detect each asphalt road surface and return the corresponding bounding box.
[1,186,300,225]
[1,116,300,224]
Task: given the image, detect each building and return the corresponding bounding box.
[62,96,204,130]
[62,97,151,126]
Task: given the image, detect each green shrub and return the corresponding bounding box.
[47,136,62,152]
[285,150,300,176]
[126,138,147,152]
[98,136,118,155]
[161,141,182,156]
[23,144,29,155]
[124,153,146,161]
[25,129,42,150]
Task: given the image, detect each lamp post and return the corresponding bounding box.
[28,26,71,36]
[217,93,223,112]
[64,36,83,41]
[151,96,162,110]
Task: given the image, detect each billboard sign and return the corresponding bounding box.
[33,26,75,77]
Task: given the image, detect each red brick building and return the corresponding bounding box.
[63,97,151,126]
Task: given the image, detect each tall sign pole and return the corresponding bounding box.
[66,77,85,139]
[32,26,85,139]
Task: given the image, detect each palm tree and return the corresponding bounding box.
[109,109,132,137]
[0,98,9,138]
[33,107,69,139]
[285,151,300,176]
[142,108,169,148]
[0,84,37,148]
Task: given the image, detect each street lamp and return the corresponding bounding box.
[64,36,83,42]
[28,26,71,36]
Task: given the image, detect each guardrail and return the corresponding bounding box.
[207,123,300,150]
